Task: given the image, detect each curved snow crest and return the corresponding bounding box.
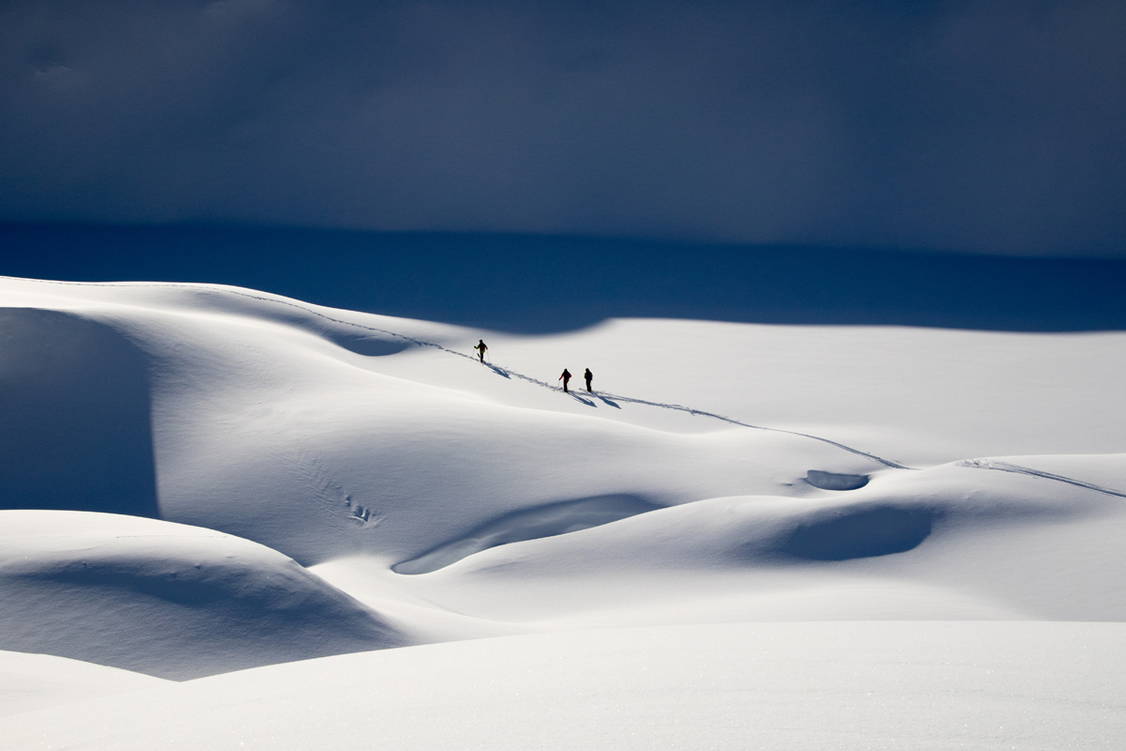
[393,494,661,574]
[434,461,1105,573]
[0,511,409,679]
[2,280,895,569]
[0,275,467,359]
[3,275,1125,628]
[7,275,1119,488]
[1,275,912,468]
[390,460,1126,625]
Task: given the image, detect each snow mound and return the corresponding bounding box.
[393,494,660,574]
[778,503,932,560]
[382,462,1123,625]
[2,273,1126,732]
[0,511,407,679]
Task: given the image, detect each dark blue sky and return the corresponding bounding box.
[5,224,1125,333]
[2,1,1125,257]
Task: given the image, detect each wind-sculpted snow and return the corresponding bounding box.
[0,512,407,679]
[1,276,912,470]
[390,463,1124,625]
[393,495,660,574]
[777,504,933,560]
[6,275,1120,487]
[323,330,412,357]
[1,273,1125,721]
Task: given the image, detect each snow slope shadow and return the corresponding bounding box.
[0,309,159,517]
[773,504,935,561]
[393,495,660,574]
[804,470,870,490]
[14,278,1122,498]
[0,512,407,680]
[321,330,411,357]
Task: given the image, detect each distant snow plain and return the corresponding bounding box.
[1,275,1124,749]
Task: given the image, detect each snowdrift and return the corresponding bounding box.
[1,274,1124,747]
[0,511,405,679]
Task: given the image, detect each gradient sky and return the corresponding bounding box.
[2,0,1125,256]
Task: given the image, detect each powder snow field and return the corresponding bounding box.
[1,275,1125,748]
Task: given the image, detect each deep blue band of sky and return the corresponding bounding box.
[5,224,1125,333]
[2,1,1125,257]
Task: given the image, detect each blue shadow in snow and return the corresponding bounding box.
[0,308,160,517]
[780,505,935,561]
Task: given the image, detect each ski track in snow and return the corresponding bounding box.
[8,276,1124,499]
[959,459,1126,499]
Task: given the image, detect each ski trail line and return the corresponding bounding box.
[959,459,1126,500]
[9,276,1121,494]
[6,275,913,468]
[588,392,914,469]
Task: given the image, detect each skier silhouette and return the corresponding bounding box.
[473,339,488,363]
[583,368,593,392]
[558,368,572,393]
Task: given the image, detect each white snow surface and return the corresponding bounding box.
[5,622,1125,751]
[1,275,1124,748]
[0,650,166,719]
[0,511,405,679]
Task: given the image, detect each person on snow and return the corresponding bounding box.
[473,339,488,363]
[559,368,572,393]
[583,367,593,392]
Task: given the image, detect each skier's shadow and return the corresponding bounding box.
[568,392,596,407]
[596,395,621,409]
[486,364,511,379]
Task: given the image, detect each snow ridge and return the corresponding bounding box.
[6,275,1121,507]
[2,274,1125,750]
[2,276,912,470]
[10,276,1119,496]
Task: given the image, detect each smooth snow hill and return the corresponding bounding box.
[1,275,1124,747]
[3,623,1124,750]
[0,511,404,679]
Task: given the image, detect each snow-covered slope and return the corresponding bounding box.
[0,650,167,718]
[0,511,405,679]
[1,275,1123,747]
[4,623,1124,750]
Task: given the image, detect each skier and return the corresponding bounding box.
[473,339,488,363]
[584,368,593,392]
[558,368,572,393]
